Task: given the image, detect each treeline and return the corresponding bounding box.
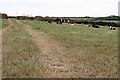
[76,20,120,27]
[95,15,120,20]
[0,13,120,27]
[0,13,8,19]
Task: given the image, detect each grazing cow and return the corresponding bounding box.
[92,24,100,28]
[68,20,76,26]
[48,20,52,23]
[88,24,91,27]
[67,20,70,23]
[109,26,116,30]
[113,27,116,30]
[55,18,63,24]
[109,26,112,30]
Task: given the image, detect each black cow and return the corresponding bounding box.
[55,18,63,24]
[109,26,116,30]
[113,28,116,30]
[92,24,100,28]
[48,20,52,23]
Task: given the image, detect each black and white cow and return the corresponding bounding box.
[55,18,63,24]
[109,26,116,30]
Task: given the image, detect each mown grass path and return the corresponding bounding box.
[17,20,82,78]
[2,19,46,78]
[2,19,118,78]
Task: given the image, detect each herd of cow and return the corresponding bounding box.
[0,13,118,30]
[49,18,116,30]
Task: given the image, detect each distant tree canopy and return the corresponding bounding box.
[17,16,34,20]
[0,13,8,19]
[95,16,120,20]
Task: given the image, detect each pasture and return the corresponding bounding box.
[2,19,118,78]
[2,19,46,78]
[0,19,9,29]
[21,20,118,57]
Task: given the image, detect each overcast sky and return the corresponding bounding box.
[0,0,119,17]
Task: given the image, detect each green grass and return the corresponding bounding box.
[0,19,3,29]
[2,19,46,78]
[0,19,9,29]
[21,20,118,51]
[21,20,118,77]
[20,20,118,55]
[0,19,2,26]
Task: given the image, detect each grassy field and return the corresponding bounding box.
[0,19,2,27]
[21,20,118,54]
[0,19,9,29]
[2,19,118,78]
[21,20,118,77]
[2,20,47,78]
[0,19,2,29]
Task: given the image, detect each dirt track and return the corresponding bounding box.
[17,20,81,78]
